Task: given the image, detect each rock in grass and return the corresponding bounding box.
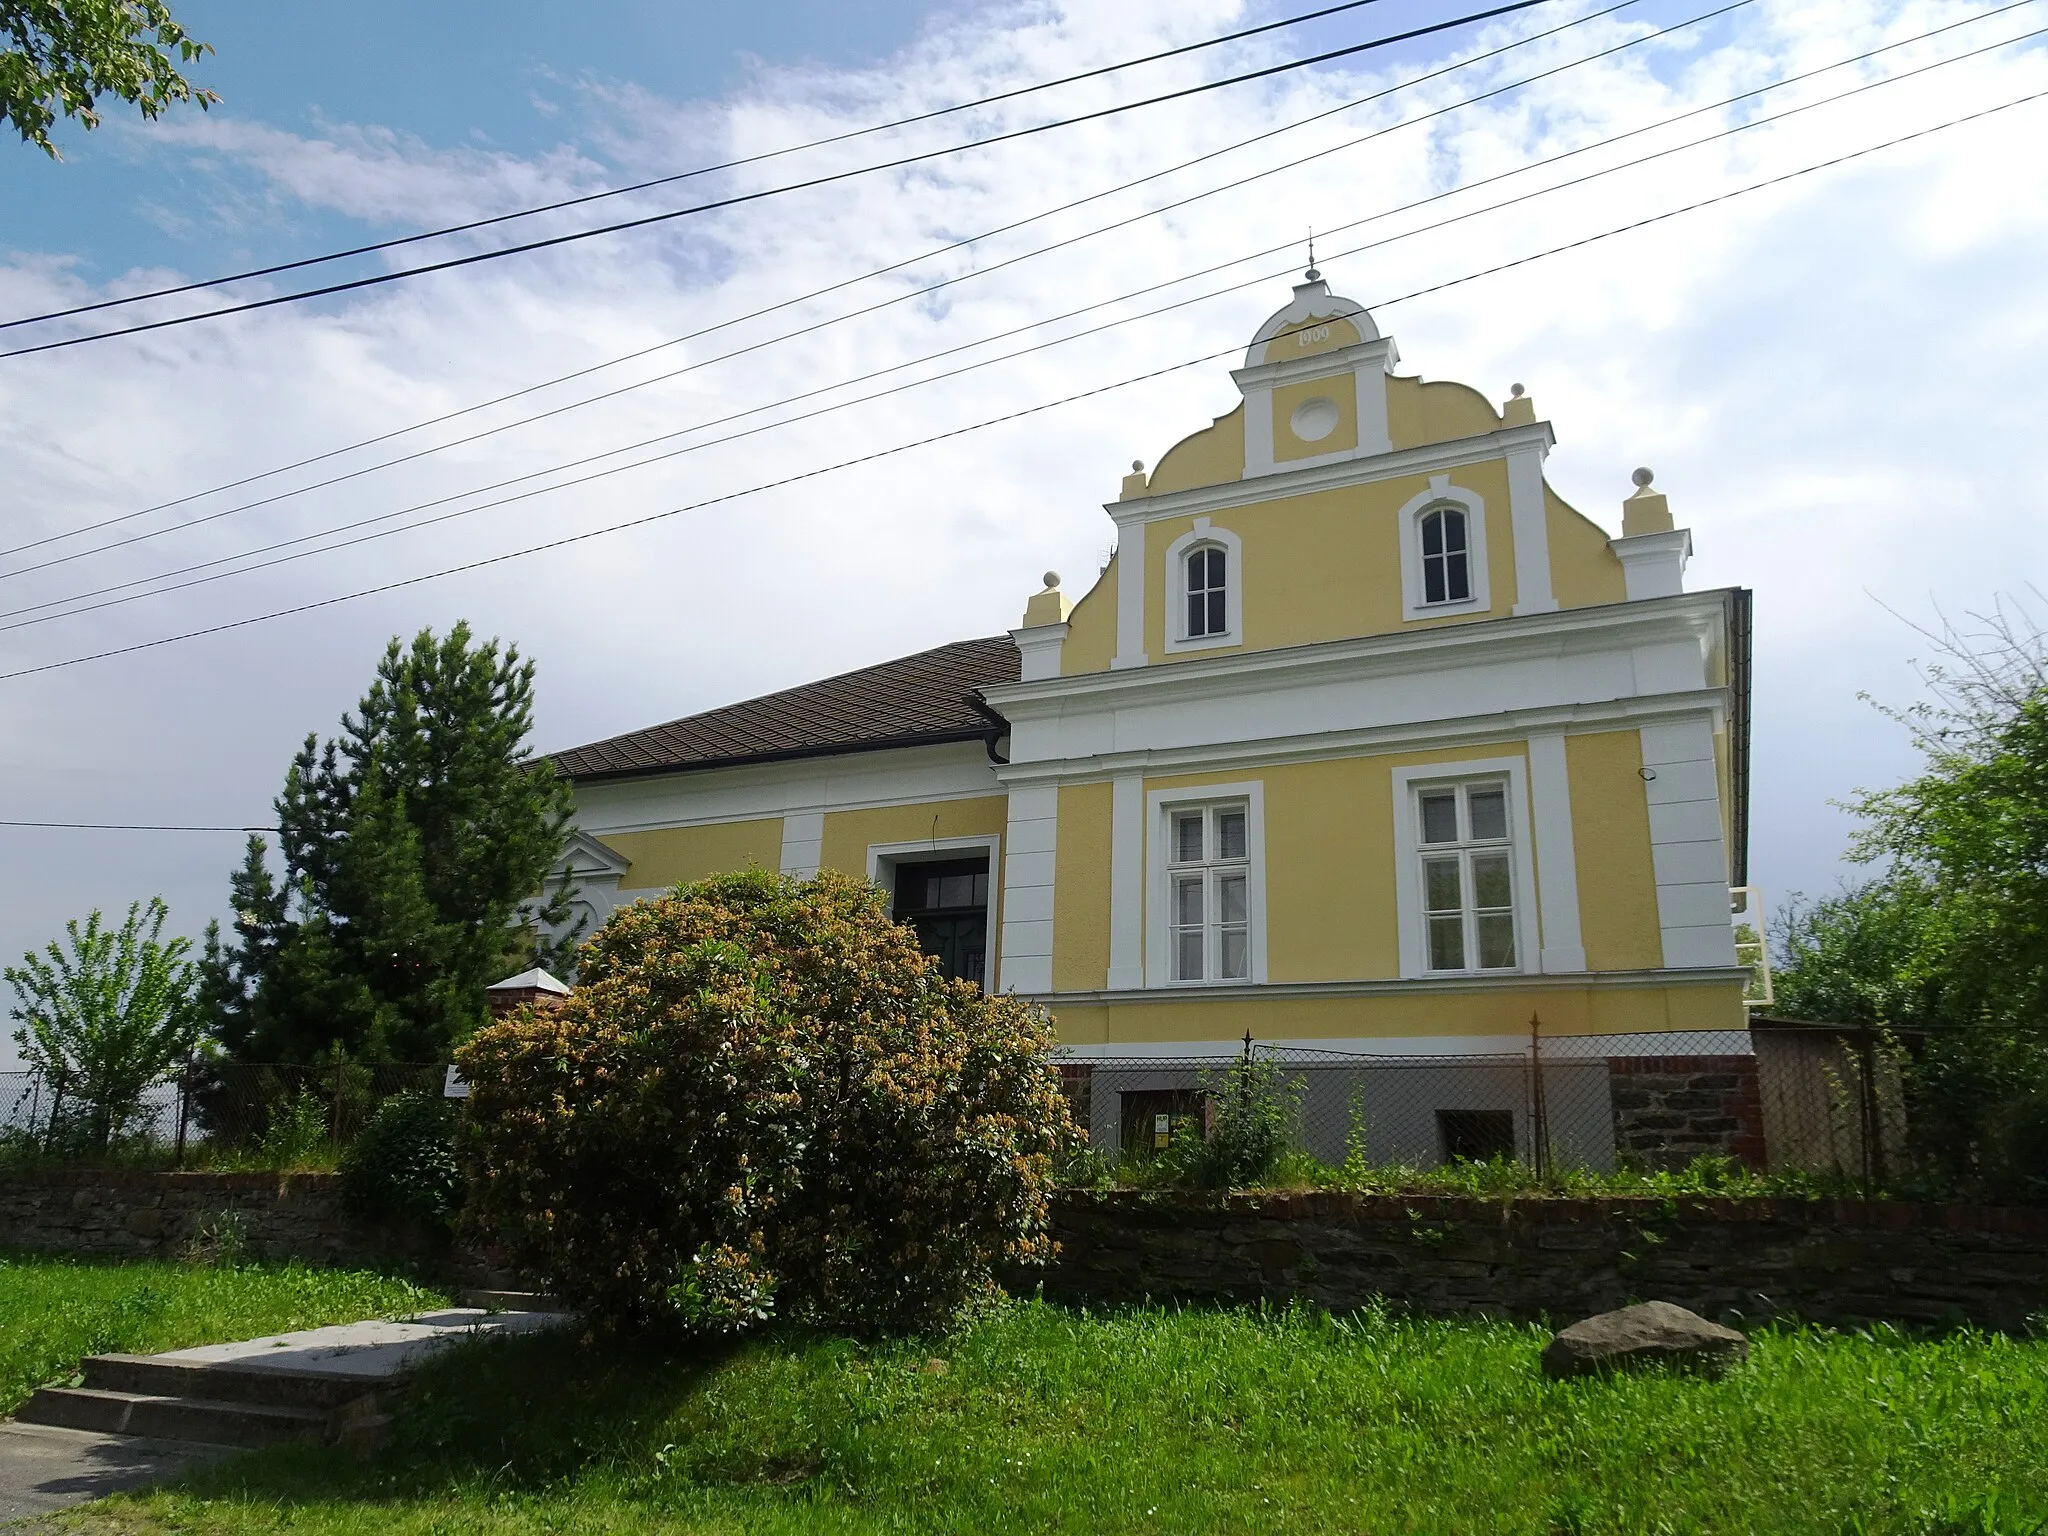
[1542,1301,1748,1380]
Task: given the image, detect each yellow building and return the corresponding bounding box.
[551,272,1751,1075]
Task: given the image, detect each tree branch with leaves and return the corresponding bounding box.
[2,0,217,157]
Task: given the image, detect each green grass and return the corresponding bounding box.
[54,1300,2048,1536]
[0,1251,444,1415]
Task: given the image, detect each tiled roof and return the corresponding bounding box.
[549,636,1020,781]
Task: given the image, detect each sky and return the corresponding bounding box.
[2,0,2046,1070]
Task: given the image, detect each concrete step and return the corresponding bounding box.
[15,1387,328,1448]
[80,1354,378,1412]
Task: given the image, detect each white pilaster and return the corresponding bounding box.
[1638,718,1736,967]
[1011,622,1068,682]
[1352,350,1393,457]
[778,810,823,878]
[1506,440,1557,615]
[1525,732,1585,973]
[998,785,1059,993]
[1107,773,1145,989]
[1612,528,1693,600]
[1242,383,1276,477]
[1111,522,1148,669]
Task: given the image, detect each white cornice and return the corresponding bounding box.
[1230,335,1396,392]
[1105,421,1557,526]
[987,689,1726,787]
[984,590,1728,716]
[1030,965,1751,1006]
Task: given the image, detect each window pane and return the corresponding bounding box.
[1174,874,1204,927]
[1218,872,1247,924]
[937,874,972,908]
[972,872,989,906]
[1204,589,1226,635]
[1421,510,1443,557]
[1428,915,1466,970]
[1445,550,1470,602]
[1187,548,1208,588]
[1441,508,1467,554]
[1467,786,1507,841]
[1423,856,1462,914]
[1176,929,1205,981]
[1216,810,1247,861]
[1424,557,1445,605]
[1219,927,1249,979]
[1477,913,1517,969]
[1419,791,1459,845]
[1187,591,1206,636]
[1206,548,1226,587]
[1471,852,1513,910]
[1174,812,1204,864]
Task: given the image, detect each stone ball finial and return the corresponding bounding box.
[1131,460,1144,473]
[1510,383,1525,399]
[1042,571,1060,590]
[1632,466,1655,489]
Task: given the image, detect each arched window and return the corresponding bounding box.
[1419,506,1471,605]
[1185,545,1227,638]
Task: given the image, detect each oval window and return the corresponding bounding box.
[1289,396,1340,443]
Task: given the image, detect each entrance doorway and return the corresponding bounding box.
[889,855,991,986]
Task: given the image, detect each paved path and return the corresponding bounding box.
[153,1306,570,1379]
[0,1421,228,1525]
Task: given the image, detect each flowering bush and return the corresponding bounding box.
[457,868,1073,1334]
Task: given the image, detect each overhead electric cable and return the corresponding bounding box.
[0,0,1405,333]
[0,819,270,832]
[5,1,2032,629]
[0,0,1717,569]
[0,0,1554,360]
[5,81,2040,684]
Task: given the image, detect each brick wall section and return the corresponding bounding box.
[0,1170,416,1270]
[1044,1190,2048,1332]
[1605,1054,1769,1169]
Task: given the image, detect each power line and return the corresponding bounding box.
[7,3,2032,632]
[0,0,1703,570]
[6,82,2040,684]
[0,0,1402,334]
[0,0,1554,361]
[0,819,270,832]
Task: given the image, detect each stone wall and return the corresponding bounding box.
[1044,1190,2048,1332]
[1605,1054,1768,1169]
[0,1170,414,1270]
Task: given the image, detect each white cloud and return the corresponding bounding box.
[2,0,2046,1067]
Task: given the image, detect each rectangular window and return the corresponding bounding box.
[1166,803,1251,983]
[1414,781,1517,973]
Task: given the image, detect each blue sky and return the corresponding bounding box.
[2,0,2046,1071]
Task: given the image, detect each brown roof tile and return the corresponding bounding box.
[549,635,1020,781]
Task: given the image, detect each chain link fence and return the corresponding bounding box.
[1061,1022,1915,1194]
[1,1061,445,1168]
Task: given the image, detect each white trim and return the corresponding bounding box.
[1053,1022,1755,1057]
[1612,527,1693,600]
[1243,380,1276,478]
[779,810,823,877]
[1011,621,1068,682]
[1390,757,1540,981]
[1506,440,1558,615]
[998,785,1059,993]
[1113,538,1147,669]
[1162,518,1243,654]
[1242,279,1376,368]
[1108,774,1145,989]
[1146,780,1267,989]
[1526,732,1585,972]
[1107,420,1555,522]
[1395,475,1490,622]
[1036,965,1752,1008]
[867,834,1002,992]
[1638,718,1737,968]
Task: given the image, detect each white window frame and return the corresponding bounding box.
[1390,758,1538,980]
[1146,781,1266,987]
[1162,517,1243,654]
[1396,475,1490,622]
[866,834,1002,992]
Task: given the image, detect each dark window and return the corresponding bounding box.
[1437,1108,1515,1164]
[1186,545,1227,637]
[1420,507,1471,604]
[890,855,990,985]
[1120,1089,1206,1157]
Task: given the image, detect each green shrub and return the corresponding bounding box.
[457,868,1075,1335]
[340,1092,459,1234]
[1158,1055,1300,1190]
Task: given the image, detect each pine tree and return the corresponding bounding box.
[197,623,577,1064]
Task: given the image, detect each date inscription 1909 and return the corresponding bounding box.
[1296,324,1332,348]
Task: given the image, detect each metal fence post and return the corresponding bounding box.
[173,1054,193,1167]
[1528,1012,1550,1179]
[1857,1023,1881,1200]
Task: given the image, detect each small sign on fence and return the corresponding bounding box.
[443,1065,469,1099]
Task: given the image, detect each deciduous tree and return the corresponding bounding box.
[2,0,216,157]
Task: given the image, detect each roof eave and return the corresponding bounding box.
[551,725,1001,786]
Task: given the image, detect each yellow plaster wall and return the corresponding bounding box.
[599,818,785,890]
[1052,781,1113,991]
[1060,556,1117,676]
[816,796,1011,880]
[1049,981,1747,1047]
[1272,373,1358,463]
[1385,375,1501,451]
[1144,458,1518,659]
[1545,487,1628,611]
[1566,731,1663,971]
[1145,404,1244,495]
